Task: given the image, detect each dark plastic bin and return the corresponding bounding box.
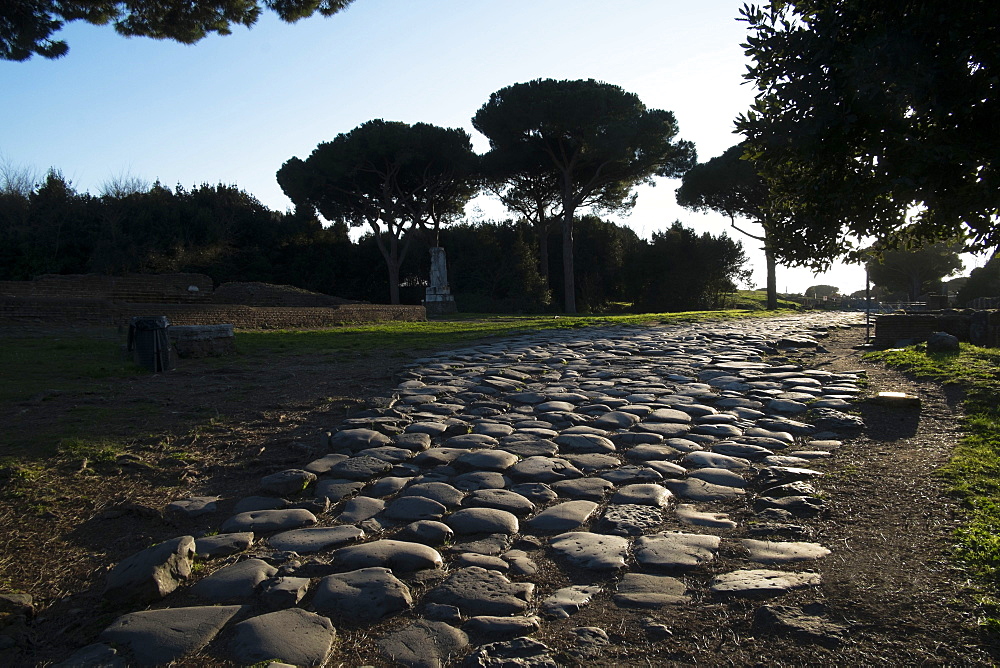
[127,316,173,372]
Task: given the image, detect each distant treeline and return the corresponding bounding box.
[0,171,750,313]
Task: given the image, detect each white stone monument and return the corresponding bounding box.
[424,247,457,315]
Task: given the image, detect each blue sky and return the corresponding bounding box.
[2,0,976,294]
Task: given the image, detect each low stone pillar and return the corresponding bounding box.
[167,324,236,358]
[424,247,457,316]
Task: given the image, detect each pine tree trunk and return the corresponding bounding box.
[765,245,778,310]
[562,209,576,314]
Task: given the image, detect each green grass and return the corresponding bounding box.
[235,309,793,357]
[0,330,148,403]
[865,343,1000,628]
[727,290,803,311]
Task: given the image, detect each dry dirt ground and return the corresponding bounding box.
[2,324,999,666]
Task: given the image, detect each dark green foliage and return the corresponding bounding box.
[738,1,1000,266]
[676,143,780,309]
[957,253,1000,306]
[804,285,840,299]
[277,119,479,304]
[1,0,355,61]
[474,78,696,313]
[630,222,750,313]
[865,237,965,301]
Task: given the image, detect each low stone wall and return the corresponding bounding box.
[0,273,213,303]
[0,297,425,329]
[874,310,1000,348]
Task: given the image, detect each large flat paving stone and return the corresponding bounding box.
[103,536,195,606]
[464,489,536,515]
[524,500,598,533]
[675,504,737,529]
[447,508,520,535]
[195,532,254,559]
[614,573,690,608]
[710,569,822,597]
[662,478,746,501]
[190,558,277,603]
[331,539,443,572]
[740,539,831,563]
[509,456,583,482]
[100,605,242,665]
[541,584,602,618]
[425,566,533,616]
[384,495,449,521]
[377,620,469,668]
[312,567,412,623]
[610,483,673,507]
[227,608,336,667]
[634,532,721,570]
[268,526,365,554]
[549,532,630,570]
[220,509,317,534]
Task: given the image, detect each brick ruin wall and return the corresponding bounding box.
[874,311,1000,348]
[0,274,425,328]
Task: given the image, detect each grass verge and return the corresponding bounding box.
[865,343,1000,628]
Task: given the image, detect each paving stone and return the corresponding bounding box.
[259,469,317,496]
[259,575,310,609]
[741,539,831,564]
[463,638,558,668]
[509,456,583,482]
[384,495,449,521]
[425,566,533,616]
[356,445,416,463]
[710,569,822,597]
[447,508,520,535]
[553,433,617,454]
[663,478,746,501]
[611,483,673,507]
[599,503,664,536]
[634,532,721,570]
[195,532,254,559]
[688,467,748,488]
[368,476,411,497]
[401,481,466,508]
[377,620,469,668]
[312,567,412,623]
[406,421,450,436]
[452,471,510,491]
[525,500,598,533]
[541,585,602,618]
[550,477,614,501]
[510,482,559,503]
[314,479,365,503]
[624,444,682,462]
[599,465,663,485]
[53,643,126,668]
[99,605,242,665]
[454,552,510,571]
[104,536,195,605]
[562,453,622,473]
[227,608,336,667]
[754,495,825,517]
[454,449,519,472]
[614,573,690,608]
[501,437,560,458]
[549,532,630,570]
[335,496,385,523]
[682,451,751,470]
[329,455,394,481]
[330,428,393,451]
[464,615,541,640]
[634,422,692,438]
[675,504,737,529]
[166,496,219,519]
[268,526,364,553]
[394,432,433,451]
[465,489,536,515]
[331,539,444,572]
[233,495,288,513]
[396,520,454,546]
[304,453,350,475]
[190,558,277,603]
[220,509,317,534]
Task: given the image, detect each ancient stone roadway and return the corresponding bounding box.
[62,312,866,667]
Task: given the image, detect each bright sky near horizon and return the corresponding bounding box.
[0,0,983,295]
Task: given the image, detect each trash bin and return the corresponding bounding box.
[127,316,173,372]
